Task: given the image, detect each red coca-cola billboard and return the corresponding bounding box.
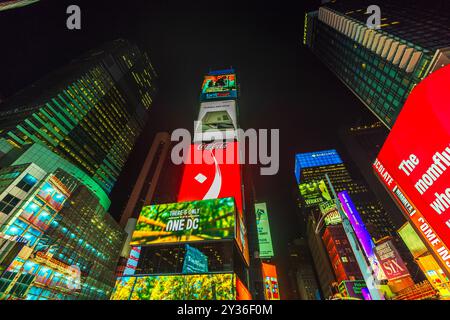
[178,142,243,216]
[374,65,450,275]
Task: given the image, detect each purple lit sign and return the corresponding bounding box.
[337,191,375,260]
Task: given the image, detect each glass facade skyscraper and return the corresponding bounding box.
[0,39,157,193]
[0,144,126,300]
[304,0,450,128]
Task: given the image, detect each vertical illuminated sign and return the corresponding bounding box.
[254,203,274,258]
[338,191,385,282]
[261,263,280,300]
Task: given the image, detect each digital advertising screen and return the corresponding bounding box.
[373,65,450,276]
[201,73,237,100]
[374,240,410,281]
[261,263,280,300]
[299,180,332,207]
[111,273,236,300]
[398,223,428,259]
[254,203,274,258]
[178,142,243,216]
[123,246,141,276]
[295,149,343,184]
[182,244,208,274]
[131,198,235,246]
[338,191,385,281]
[339,280,367,300]
[319,200,342,226]
[194,100,238,142]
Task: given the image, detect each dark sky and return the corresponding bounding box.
[0,0,378,298]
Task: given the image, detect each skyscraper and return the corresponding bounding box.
[304,0,450,128]
[0,39,157,193]
[0,143,126,300]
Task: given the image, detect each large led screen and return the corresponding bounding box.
[254,203,274,258]
[131,198,235,246]
[373,65,450,275]
[178,142,243,216]
[299,180,332,207]
[194,100,238,142]
[201,73,237,100]
[111,274,243,300]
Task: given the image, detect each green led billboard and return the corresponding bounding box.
[131,198,235,246]
[255,202,274,258]
[299,180,332,207]
[111,274,236,300]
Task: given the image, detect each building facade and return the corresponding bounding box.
[0,39,157,193]
[304,0,450,128]
[0,143,126,300]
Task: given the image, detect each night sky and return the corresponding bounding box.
[0,0,378,298]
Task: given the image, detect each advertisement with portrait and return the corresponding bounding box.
[299,180,332,207]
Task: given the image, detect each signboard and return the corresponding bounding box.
[178,142,243,216]
[123,246,141,276]
[398,223,428,259]
[194,100,238,142]
[262,263,280,300]
[201,73,237,100]
[339,280,367,300]
[374,240,410,281]
[373,64,450,276]
[295,149,343,184]
[131,198,235,246]
[338,191,385,281]
[182,244,208,274]
[320,200,342,226]
[111,273,235,300]
[299,180,332,207]
[254,203,274,258]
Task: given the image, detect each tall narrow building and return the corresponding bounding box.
[110,69,253,300]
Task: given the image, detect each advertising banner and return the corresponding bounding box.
[398,223,428,259]
[254,203,274,258]
[262,263,280,300]
[178,142,243,216]
[338,191,385,281]
[374,240,410,281]
[373,65,450,276]
[201,73,237,100]
[339,280,367,300]
[299,180,332,207]
[111,273,235,300]
[194,100,237,142]
[182,244,208,274]
[319,200,342,226]
[131,198,235,246]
